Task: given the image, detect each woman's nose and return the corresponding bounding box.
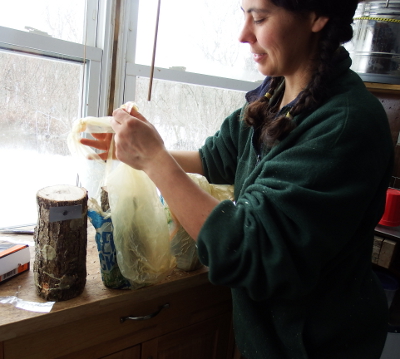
[238,22,255,44]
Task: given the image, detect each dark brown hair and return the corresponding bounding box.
[244,0,359,146]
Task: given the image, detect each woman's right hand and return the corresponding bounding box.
[80,133,114,160]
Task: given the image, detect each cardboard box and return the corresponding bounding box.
[0,241,30,283]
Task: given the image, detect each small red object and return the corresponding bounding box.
[379,188,400,227]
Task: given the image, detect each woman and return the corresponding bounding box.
[83,0,394,357]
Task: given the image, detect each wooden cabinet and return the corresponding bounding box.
[1,280,233,359]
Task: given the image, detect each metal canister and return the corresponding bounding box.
[344,0,400,84]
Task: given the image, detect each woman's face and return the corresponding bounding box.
[239,0,326,80]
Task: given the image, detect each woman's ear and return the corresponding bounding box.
[310,13,330,33]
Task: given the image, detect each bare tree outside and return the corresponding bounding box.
[137,0,262,82]
[42,1,84,43]
[197,1,243,68]
[135,78,246,151]
[0,51,82,155]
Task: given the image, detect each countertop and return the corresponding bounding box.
[0,225,211,342]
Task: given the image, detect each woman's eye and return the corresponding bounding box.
[253,18,265,24]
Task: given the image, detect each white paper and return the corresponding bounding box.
[0,296,55,313]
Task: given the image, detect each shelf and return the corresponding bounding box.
[375,224,400,242]
[365,82,400,95]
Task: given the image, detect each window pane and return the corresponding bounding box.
[0,0,85,44]
[136,0,264,83]
[0,51,83,228]
[134,77,246,150]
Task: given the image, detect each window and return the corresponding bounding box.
[118,0,263,151]
[0,0,111,228]
[0,0,264,228]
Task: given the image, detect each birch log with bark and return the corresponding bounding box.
[34,184,88,301]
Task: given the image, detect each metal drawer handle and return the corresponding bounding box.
[120,303,170,323]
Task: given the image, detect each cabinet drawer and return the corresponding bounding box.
[141,313,232,359]
[100,345,141,359]
[4,283,231,359]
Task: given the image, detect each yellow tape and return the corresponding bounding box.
[354,16,400,24]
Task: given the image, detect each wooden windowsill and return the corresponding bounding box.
[365,82,400,95]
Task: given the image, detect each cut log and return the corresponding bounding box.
[33,184,88,301]
[100,186,110,212]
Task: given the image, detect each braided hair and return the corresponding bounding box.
[244,0,359,147]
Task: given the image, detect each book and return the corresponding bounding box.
[0,240,30,283]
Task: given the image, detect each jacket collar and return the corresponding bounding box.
[245,46,351,104]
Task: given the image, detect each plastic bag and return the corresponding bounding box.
[165,173,234,271]
[67,106,176,289]
[67,116,114,160]
[106,162,175,288]
[67,99,135,160]
[87,198,131,289]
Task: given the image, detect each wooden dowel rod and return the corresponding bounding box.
[148,0,162,101]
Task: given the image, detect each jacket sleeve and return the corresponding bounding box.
[199,107,245,185]
[196,95,393,302]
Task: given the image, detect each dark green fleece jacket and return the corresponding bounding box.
[197,50,394,359]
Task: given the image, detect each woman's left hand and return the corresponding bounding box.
[111,106,167,173]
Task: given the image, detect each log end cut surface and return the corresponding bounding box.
[37,185,87,202]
